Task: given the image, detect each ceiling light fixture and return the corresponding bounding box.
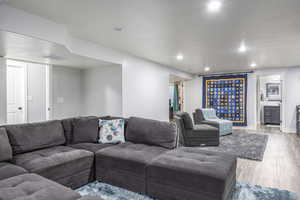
[207,0,222,13]
[204,66,210,72]
[250,62,257,68]
[238,41,248,53]
[176,54,184,61]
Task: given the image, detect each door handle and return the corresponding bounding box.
[18,107,22,110]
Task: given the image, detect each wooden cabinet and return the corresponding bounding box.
[264,106,280,125]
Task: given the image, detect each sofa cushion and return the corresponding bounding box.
[126,117,177,149]
[95,142,167,193]
[4,120,66,154]
[0,162,27,181]
[12,146,94,183]
[72,117,99,144]
[176,112,194,129]
[0,173,81,200]
[68,142,114,153]
[0,128,12,161]
[61,117,76,144]
[62,116,104,145]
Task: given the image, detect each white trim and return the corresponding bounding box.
[45,65,53,120]
[23,63,28,123]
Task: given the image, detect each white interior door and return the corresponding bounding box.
[7,65,26,124]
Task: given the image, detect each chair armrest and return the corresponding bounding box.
[186,125,219,137]
[201,120,220,128]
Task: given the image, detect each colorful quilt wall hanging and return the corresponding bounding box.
[203,74,247,126]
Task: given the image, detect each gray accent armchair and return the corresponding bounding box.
[175,112,219,147]
[193,108,233,136]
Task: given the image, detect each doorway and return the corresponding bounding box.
[169,75,185,121]
[6,60,50,124]
[6,61,27,124]
[256,74,283,133]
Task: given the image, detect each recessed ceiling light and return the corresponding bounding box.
[250,62,257,68]
[207,0,222,13]
[176,54,184,61]
[204,66,210,72]
[238,42,248,53]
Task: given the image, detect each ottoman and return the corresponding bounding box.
[147,148,237,200]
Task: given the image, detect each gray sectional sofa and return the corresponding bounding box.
[0,116,237,200]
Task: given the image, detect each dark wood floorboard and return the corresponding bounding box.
[235,128,300,197]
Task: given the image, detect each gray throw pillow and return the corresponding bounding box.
[72,117,99,143]
[0,128,13,162]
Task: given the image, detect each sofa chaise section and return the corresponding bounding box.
[4,120,94,189]
[0,173,82,200]
[12,145,94,189]
[0,162,27,181]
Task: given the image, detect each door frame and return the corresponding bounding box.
[255,72,286,132]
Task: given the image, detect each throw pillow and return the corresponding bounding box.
[99,119,125,144]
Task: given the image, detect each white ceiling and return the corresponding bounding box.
[5,0,300,74]
[0,31,114,68]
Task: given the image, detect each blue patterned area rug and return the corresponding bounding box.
[76,181,297,200]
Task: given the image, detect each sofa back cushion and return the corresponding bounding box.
[61,116,116,144]
[61,117,75,145]
[72,117,99,143]
[0,128,13,161]
[126,117,177,149]
[5,120,65,154]
[176,112,194,129]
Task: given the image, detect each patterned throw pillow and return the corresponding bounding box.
[98,119,125,144]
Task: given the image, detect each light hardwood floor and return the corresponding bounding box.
[236,128,300,197]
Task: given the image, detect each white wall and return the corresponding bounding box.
[52,66,83,119]
[82,65,122,117]
[247,73,257,130]
[0,58,6,124]
[284,67,300,132]
[0,4,193,121]
[123,58,171,121]
[184,77,202,120]
[27,63,47,122]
